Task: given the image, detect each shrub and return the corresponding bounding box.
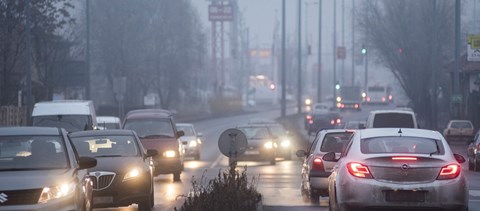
[176,166,262,211]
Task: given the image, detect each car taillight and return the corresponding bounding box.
[477,143,480,150]
[392,157,417,161]
[309,119,314,124]
[347,162,373,179]
[366,97,371,102]
[388,95,393,100]
[306,115,312,120]
[312,157,324,171]
[330,120,335,125]
[382,97,386,102]
[336,118,341,124]
[436,164,460,180]
[354,104,359,109]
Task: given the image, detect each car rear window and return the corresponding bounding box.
[320,132,353,153]
[124,118,175,138]
[373,113,414,128]
[451,121,473,129]
[361,136,444,155]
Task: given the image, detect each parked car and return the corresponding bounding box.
[443,120,475,142]
[176,123,202,160]
[296,129,354,201]
[365,109,418,128]
[31,100,98,132]
[123,109,185,182]
[235,124,278,165]
[0,127,97,211]
[326,128,468,211]
[248,120,293,160]
[307,112,342,136]
[69,130,157,211]
[96,116,122,130]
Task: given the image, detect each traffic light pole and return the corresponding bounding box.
[281,0,286,117]
[297,0,302,114]
[332,0,337,109]
[317,0,322,103]
[364,49,368,92]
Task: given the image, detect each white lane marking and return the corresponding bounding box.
[470,190,480,197]
[210,155,224,169]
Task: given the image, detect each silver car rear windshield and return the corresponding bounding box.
[0,135,69,170]
[71,135,139,157]
[361,136,444,155]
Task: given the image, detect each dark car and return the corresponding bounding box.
[123,109,185,182]
[235,124,278,165]
[467,129,480,171]
[0,127,96,211]
[69,130,157,211]
[307,112,342,135]
[248,120,293,160]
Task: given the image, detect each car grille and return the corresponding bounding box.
[0,189,42,205]
[370,166,438,182]
[89,171,116,190]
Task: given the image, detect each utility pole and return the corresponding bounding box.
[25,0,32,125]
[453,0,461,118]
[86,0,90,100]
[332,0,337,109]
[351,0,355,86]
[431,0,437,130]
[281,0,286,117]
[364,46,368,92]
[297,0,302,114]
[317,0,322,103]
[341,0,345,84]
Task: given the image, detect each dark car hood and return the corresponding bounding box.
[139,137,179,152]
[90,157,143,173]
[0,169,73,190]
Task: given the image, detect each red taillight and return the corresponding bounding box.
[309,120,314,124]
[392,157,418,161]
[312,157,324,171]
[306,115,312,120]
[340,104,345,108]
[477,143,480,150]
[347,162,373,179]
[382,97,386,102]
[330,120,335,125]
[366,97,371,102]
[437,164,460,180]
[354,104,359,109]
[388,95,393,100]
[336,118,341,124]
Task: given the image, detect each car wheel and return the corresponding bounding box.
[309,191,320,203]
[469,158,474,171]
[173,172,181,182]
[138,195,153,211]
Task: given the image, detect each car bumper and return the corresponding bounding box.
[152,157,182,175]
[185,147,200,157]
[0,194,77,211]
[309,172,331,190]
[337,175,468,210]
[92,175,150,208]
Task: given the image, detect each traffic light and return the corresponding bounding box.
[361,45,367,55]
[335,82,341,90]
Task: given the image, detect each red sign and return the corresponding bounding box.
[209,4,233,21]
[337,46,346,59]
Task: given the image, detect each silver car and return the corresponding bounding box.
[296,129,354,201]
[326,128,468,211]
[176,123,202,160]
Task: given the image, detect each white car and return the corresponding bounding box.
[365,110,418,129]
[326,128,468,211]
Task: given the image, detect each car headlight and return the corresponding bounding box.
[264,141,273,149]
[123,169,140,181]
[163,150,176,158]
[189,140,197,147]
[281,140,290,148]
[38,183,75,203]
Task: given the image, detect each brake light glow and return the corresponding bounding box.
[309,120,314,124]
[347,162,373,178]
[388,95,393,100]
[392,157,417,161]
[336,118,341,124]
[366,97,371,102]
[354,104,359,109]
[437,164,460,180]
[312,157,324,171]
[306,115,312,120]
[330,120,335,125]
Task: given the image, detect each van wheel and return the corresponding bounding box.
[173,172,181,182]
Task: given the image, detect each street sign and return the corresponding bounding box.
[467,35,480,62]
[209,4,233,21]
[337,46,346,59]
[218,128,247,158]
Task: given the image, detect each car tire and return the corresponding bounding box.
[173,172,181,182]
[469,158,474,171]
[138,194,153,211]
[309,191,320,203]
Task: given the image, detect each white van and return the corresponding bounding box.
[365,110,418,128]
[96,116,121,130]
[31,100,97,132]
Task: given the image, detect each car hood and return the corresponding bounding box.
[0,169,74,190]
[139,137,179,152]
[180,136,196,142]
[90,157,143,173]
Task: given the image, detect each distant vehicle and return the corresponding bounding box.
[69,130,157,211]
[96,116,121,130]
[236,124,278,165]
[307,112,343,136]
[337,86,362,111]
[365,110,418,129]
[467,130,480,171]
[305,103,331,129]
[0,127,97,210]
[123,109,185,182]
[326,128,468,211]
[296,129,354,201]
[443,120,475,142]
[365,85,391,104]
[31,100,97,132]
[176,123,202,160]
[343,120,366,129]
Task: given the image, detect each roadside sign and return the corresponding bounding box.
[467,35,480,62]
[209,4,233,21]
[337,47,346,59]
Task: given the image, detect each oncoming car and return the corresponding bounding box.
[0,127,97,211]
[326,128,468,211]
[69,130,157,211]
[235,124,278,165]
[176,123,203,160]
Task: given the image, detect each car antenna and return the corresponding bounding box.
[398,128,403,137]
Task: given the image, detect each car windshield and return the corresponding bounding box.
[320,132,353,153]
[71,135,139,157]
[124,118,175,138]
[176,125,195,136]
[268,125,287,137]
[0,135,69,170]
[451,121,473,129]
[238,127,270,139]
[361,136,443,155]
[32,115,91,132]
[373,113,414,128]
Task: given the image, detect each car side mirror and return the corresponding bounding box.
[177,130,185,138]
[197,132,203,137]
[453,153,466,164]
[145,149,158,158]
[78,157,97,169]
[322,152,338,162]
[296,149,307,158]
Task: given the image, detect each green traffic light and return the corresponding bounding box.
[335,84,341,90]
[361,48,367,55]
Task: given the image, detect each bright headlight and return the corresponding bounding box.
[123,169,140,181]
[281,140,290,148]
[264,141,273,149]
[164,150,176,158]
[189,140,197,147]
[38,183,75,203]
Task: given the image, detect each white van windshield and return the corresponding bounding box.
[32,115,91,132]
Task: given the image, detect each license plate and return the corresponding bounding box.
[385,190,425,202]
[93,196,113,204]
[245,150,259,155]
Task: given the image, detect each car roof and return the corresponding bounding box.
[125,109,172,119]
[318,129,355,134]
[69,129,135,138]
[0,127,62,136]
[176,123,194,127]
[32,100,94,116]
[96,116,121,123]
[369,109,415,115]
[358,128,441,140]
[449,120,472,123]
